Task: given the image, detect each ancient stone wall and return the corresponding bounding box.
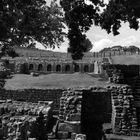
[59,86,140,137]
[15,61,96,74]
[58,88,111,140]
[59,88,111,123]
[0,89,63,111]
[107,85,140,136]
[6,55,111,74]
[59,89,82,122]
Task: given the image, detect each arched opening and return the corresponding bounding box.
[65,65,70,72]
[47,64,52,72]
[84,65,89,72]
[92,63,94,71]
[38,64,43,71]
[20,63,29,74]
[56,64,61,72]
[29,64,34,71]
[74,64,80,72]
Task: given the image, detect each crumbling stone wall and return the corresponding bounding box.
[58,88,111,140]
[1,85,139,137]
[0,89,62,111]
[59,86,140,137]
[106,85,139,136]
[59,88,111,123]
[59,89,82,122]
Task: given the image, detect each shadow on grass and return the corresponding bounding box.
[87,73,108,82]
[98,74,108,82]
[87,73,100,78]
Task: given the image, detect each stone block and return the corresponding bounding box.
[57,131,70,139]
[75,134,86,140]
[58,123,74,132]
[70,113,81,121]
[71,133,77,140]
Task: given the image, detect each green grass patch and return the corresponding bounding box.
[5,73,109,90]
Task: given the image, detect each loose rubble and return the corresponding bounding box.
[0,99,53,139]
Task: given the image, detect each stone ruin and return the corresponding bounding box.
[57,86,140,139]
[59,89,82,122]
[0,99,53,139]
[4,56,109,75]
[0,85,139,139]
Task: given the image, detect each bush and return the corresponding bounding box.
[0,62,11,89]
[0,64,11,79]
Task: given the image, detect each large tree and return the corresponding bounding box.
[60,0,140,60]
[0,0,66,56]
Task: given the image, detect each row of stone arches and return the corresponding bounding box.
[28,63,91,73]
[29,64,52,71]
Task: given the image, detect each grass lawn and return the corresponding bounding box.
[5,73,109,90]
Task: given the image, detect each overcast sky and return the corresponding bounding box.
[36,0,140,52]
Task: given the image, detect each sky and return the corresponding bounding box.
[36,0,140,52]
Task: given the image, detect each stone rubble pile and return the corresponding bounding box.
[0,100,53,140]
[106,85,140,136]
[59,89,82,122]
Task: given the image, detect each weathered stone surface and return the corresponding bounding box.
[57,131,70,139]
[59,89,82,122]
[0,89,62,111]
[110,85,139,136]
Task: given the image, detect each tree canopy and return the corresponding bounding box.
[0,0,66,56]
[60,0,140,60]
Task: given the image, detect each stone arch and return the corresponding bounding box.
[65,64,70,72]
[29,64,34,70]
[84,65,89,72]
[74,64,80,72]
[47,64,52,72]
[38,64,43,71]
[20,63,28,74]
[92,63,94,71]
[56,64,61,72]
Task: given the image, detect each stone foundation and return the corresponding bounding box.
[0,89,62,111]
[0,85,139,137]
